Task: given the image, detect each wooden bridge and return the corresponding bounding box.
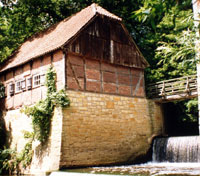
[147,75,198,102]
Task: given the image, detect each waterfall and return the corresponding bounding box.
[152,136,200,162]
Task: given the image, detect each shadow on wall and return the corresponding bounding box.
[0,110,6,149]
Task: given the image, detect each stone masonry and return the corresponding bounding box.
[3,90,164,174]
[60,90,163,167]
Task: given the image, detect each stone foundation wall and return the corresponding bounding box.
[2,90,164,173]
[3,107,63,174]
[60,90,163,167]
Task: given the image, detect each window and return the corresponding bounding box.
[15,80,22,93]
[33,74,45,87]
[33,74,41,87]
[15,79,26,93]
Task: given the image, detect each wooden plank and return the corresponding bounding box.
[148,75,197,86]
[153,92,198,103]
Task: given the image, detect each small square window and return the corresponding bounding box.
[15,80,22,93]
[33,74,41,87]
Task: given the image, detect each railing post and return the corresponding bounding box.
[161,81,165,98]
[185,76,190,94]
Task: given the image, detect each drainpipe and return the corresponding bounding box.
[192,0,200,134]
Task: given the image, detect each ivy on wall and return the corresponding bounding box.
[0,66,70,174]
[23,66,70,143]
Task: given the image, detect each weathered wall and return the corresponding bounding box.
[3,107,63,175]
[2,90,164,172]
[60,90,163,167]
[66,53,145,97]
[69,16,147,68]
[1,49,64,110]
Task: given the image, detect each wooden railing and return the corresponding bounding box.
[147,75,198,101]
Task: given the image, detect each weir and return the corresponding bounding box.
[152,136,200,163]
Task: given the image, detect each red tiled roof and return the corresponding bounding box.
[0,3,122,72]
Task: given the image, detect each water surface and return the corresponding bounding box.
[53,162,200,176]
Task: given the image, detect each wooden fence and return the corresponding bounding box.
[147,75,198,102]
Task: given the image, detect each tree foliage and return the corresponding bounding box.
[134,0,198,124]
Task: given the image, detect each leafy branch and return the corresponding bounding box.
[22,66,70,143]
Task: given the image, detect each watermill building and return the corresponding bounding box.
[0,4,164,174]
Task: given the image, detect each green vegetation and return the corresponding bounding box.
[0,66,70,174]
[22,66,70,143]
[0,132,33,175]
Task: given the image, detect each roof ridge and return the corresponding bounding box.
[90,3,122,21]
[0,3,125,73]
[91,3,97,14]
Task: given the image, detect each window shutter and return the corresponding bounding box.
[41,74,45,85]
[22,79,26,90]
[27,77,32,90]
[9,83,14,96]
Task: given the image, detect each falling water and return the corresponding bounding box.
[152,136,200,162]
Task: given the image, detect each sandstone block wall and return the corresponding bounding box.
[3,107,63,174]
[60,90,163,167]
[2,90,164,173]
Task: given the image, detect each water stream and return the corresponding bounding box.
[152,136,200,162]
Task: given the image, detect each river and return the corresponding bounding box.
[50,162,200,176]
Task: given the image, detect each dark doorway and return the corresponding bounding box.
[163,100,199,136]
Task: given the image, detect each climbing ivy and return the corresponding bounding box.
[0,66,70,174]
[23,66,70,143]
[0,131,34,175]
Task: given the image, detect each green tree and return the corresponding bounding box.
[134,0,198,124]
